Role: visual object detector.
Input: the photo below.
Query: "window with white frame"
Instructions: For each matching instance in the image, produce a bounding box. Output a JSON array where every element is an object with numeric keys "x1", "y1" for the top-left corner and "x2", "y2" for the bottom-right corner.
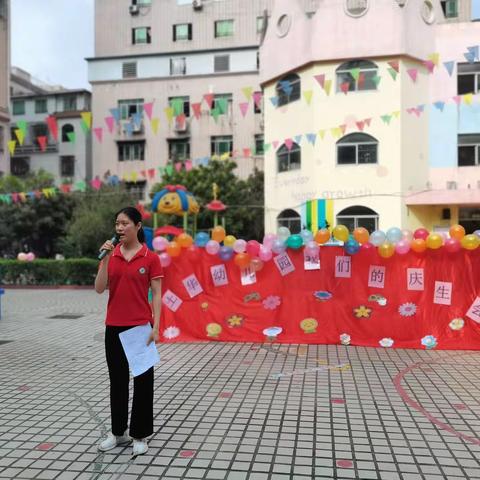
[
  {"x1": 211, "y1": 136, "x2": 233, "y2": 156},
  {"x1": 118, "y1": 141, "x2": 145, "y2": 161},
  {"x1": 275, "y1": 73, "x2": 301, "y2": 107},
  {"x1": 255, "y1": 134, "x2": 264, "y2": 155},
  {"x1": 212, "y1": 94, "x2": 233, "y2": 115},
  {"x1": 440, "y1": 0, "x2": 458, "y2": 17},
  {"x1": 336, "y1": 60, "x2": 378, "y2": 93},
  {"x1": 60, "y1": 156, "x2": 75, "y2": 177},
  {"x1": 457, "y1": 63, "x2": 480, "y2": 95},
  {"x1": 277, "y1": 209, "x2": 301, "y2": 234},
  {"x1": 336, "y1": 206, "x2": 379, "y2": 233},
  {"x1": 458, "y1": 134, "x2": 480, "y2": 166},
  {"x1": 277, "y1": 142, "x2": 301, "y2": 172},
  {"x1": 170, "y1": 57, "x2": 186, "y2": 75},
  {"x1": 63, "y1": 95, "x2": 77, "y2": 111},
  {"x1": 173, "y1": 23, "x2": 192, "y2": 41},
  {"x1": 118, "y1": 99, "x2": 144, "y2": 120},
  {"x1": 168, "y1": 139, "x2": 190, "y2": 161},
  {"x1": 35, "y1": 98, "x2": 47, "y2": 114},
  {"x1": 132, "y1": 27, "x2": 151, "y2": 44},
  {"x1": 12, "y1": 100, "x2": 25, "y2": 115},
  {"x1": 215, "y1": 19, "x2": 234, "y2": 38},
  {"x1": 337, "y1": 133, "x2": 378, "y2": 165}
]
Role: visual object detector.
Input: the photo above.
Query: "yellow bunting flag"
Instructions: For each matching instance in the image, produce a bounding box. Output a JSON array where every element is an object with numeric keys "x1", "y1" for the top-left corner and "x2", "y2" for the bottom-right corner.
[
  {"x1": 392, "y1": 111, "x2": 401, "y2": 119},
  {"x1": 131, "y1": 171, "x2": 138, "y2": 182},
  {"x1": 164, "y1": 107, "x2": 174, "y2": 123},
  {"x1": 318, "y1": 129, "x2": 326, "y2": 140},
  {"x1": 151, "y1": 118, "x2": 160, "y2": 134},
  {"x1": 8, "y1": 140, "x2": 16, "y2": 155},
  {"x1": 303, "y1": 90, "x2": 313, "y2": 105},
  {"x1": 428, "y1": 53, "x2": 440, "y2": 66},
  {"x1": 241, "y1": 87, "x2": 253, "y2": 101},
  {"x1": 80, "y1": 112, "x2": 92, "y2": 129},
  {"x1": 14, "y1": 129, "x2": 25, "y2": 146},
  {"x1": 324, "y1": 79, "x2": 332, "y2": 96},
  {"x1": 463, "y1": 93, "x2": 473, "y2": 105}
]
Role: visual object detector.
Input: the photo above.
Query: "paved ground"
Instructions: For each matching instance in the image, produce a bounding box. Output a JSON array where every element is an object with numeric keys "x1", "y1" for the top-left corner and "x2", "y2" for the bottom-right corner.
[{"x1": 0, "y1": 290, "x2": 479, "y2": 480}]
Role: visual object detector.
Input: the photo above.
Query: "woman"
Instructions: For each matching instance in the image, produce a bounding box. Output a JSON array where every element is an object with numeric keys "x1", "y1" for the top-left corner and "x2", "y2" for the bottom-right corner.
[{"x1": 95, "y1": 206, "x2": 163, "y2": 456}]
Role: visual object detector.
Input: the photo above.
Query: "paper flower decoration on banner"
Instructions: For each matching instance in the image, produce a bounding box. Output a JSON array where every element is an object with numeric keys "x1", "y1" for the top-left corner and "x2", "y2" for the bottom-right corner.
[
  {"x1": 399, "y1": 303, "x2": 417, "y2": 317},
  {"x1": 244, "y1": 292, "x2": 261, "y2": 303},
  {"x1": 314, "y1": 291, "x2": 333, "y2": 302},
  {"x1": 421, "y1": 335, "x2": 438, "y2": 350},
  {"x1": 200, "y1": 302, "x2": 209, "y2": 311},
  {"x1": 449, "y1": 318, "x2": 464, "y2": 331},
  {"x1": 263, "y1": 326, "x2": 283, "y2": 341},
  {"x1": 226, "y1": 314, "x2": 244, "y2": 328},
  {"x1": 368, "y1": 294, "x2": 387, "y2": 306},
  {"x1": 163, "y1": 326, "x2": 180, "y2": 340},
  {"x1": 206, "y1": 323, "x2": 222, "y2": 338},
  {"x1": 340, "y1": 333, "x2": 351, "y2": 346},
  {"x1": 379, "y1": 338, "x2": 394, "y2": 348},
  {"x1": 263, "y1": 295, "x2": 281, "y2": 310},
  {"x1": 353, "y1": 305, "x2": 372, "y2": 318},
  {"x1": 300, "y1": 318, "x2": 318, "y2": 333}
]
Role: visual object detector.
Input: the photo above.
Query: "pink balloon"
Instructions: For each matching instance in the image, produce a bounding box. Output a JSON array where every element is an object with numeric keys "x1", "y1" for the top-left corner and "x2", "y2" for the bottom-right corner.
[
  {"x1": 250, "y1": 258, "x2": 264, "y2": 272},
  {"x1": 360, "y1": 242, "x2": 375, "y2": 252},
  {"x1": 206, "y1": 240, "x2": 220, "y2": 255},
  {"x1": 233, "y1": 239, "x2": 247, "y2": 253},
  {"x1": 444, "y1": 238, "x2": 461, "y2": 253},
  {"x1": 414, "y1": 228, "x2": 429, "y2": 240},
  {"x1": 401, "y1": 229, "x2": 413, "y2": 241},
  {"x1": 263, "y1": 233, "x2": 276, "y2": 249},
  {"x1": 158, "y1": 252, "x2": 171, "y2": 267},
  {"x1": 395, "y1": 239, "x2": 410, "y2": 255},
  {"x1": 152, "y1": 236, "x2": 168, "y2": 252},
  {"x1": 258, "y1": 245, "x2": 272, "y2": 262},
  {"x1": 246, "y1": 240, "x2": 261, "y2": 257},
  {"x1": 26, "y1": 252, "x2": 35, "y2": 261}
]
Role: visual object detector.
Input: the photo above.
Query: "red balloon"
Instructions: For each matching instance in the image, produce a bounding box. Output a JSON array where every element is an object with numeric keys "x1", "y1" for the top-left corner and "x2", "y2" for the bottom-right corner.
[
  {"x1": 185, "y1": 245, "x2": 201, "y2": 262},
  {"x1": 444, "y1": 238, "x2": 461, "y2": 254},
  {"x1": 360, "y1": 242, "x2": 375, "y2": 251},
  {"x1": 414, "y1": 228, "x2": 429, "y2": 240},
  {"x1": 246, "y1": 240, "x2": 261, "y2": 257}
]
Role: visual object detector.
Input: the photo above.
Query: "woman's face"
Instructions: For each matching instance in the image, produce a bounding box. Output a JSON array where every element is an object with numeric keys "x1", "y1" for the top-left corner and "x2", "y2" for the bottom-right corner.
[{"x1": 115, "y1": 213, "x2": 139, "y2": 244}]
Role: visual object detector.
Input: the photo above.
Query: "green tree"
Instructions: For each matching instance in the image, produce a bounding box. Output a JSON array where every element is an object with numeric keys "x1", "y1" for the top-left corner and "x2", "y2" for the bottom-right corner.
[
  {"x1": 0, "y1": 169, "x2": 55, "y2": 193},
  {"x1": 150, "y1": 160, "x2": 264, "y2": 240}
]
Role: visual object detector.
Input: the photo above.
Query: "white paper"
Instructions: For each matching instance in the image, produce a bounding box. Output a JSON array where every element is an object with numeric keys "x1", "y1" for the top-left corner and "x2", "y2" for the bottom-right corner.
[
  {"x1": 240, "y1": 266, "x2": 257, "y2": 285},
  {"x1": 119, "y1": 324, "x2": 160, "y2": 377}
]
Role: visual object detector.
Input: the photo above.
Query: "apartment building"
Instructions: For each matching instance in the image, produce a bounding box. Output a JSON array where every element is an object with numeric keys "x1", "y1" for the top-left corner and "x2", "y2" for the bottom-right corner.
[
  {"x1": 0, "y1": 0, "x2": 9, "y2": 175},
  {"x1": 87, "y1": 0, "x2": 319, "y2": 197}
]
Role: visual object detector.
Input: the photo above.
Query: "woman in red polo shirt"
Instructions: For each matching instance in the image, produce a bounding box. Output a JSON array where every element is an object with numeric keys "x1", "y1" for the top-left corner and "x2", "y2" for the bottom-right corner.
[{"x1": 94, "y1": 206, "x2": 163, "y2": 456}]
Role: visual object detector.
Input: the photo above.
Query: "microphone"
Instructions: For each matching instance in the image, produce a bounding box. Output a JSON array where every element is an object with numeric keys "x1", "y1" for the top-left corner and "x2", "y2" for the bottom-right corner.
[{"x1": 98, "y1": 234, "x2": 120, "y2": 260}]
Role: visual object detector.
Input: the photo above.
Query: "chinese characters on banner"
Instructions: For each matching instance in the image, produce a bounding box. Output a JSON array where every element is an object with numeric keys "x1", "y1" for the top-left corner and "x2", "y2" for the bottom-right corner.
[
  {"x1": 467, "y1": 297, "x2": 480, "y2": 323},
  {"x1": 304, "y1": 250, "x2": 321, "y2": 271},
  {"x1": 335, "y1": 256, "x2": 351, "y2": 278},
  {"x1": 210, "y1": 264, "x2": 228, "y2": 287},
  {"x1": 182, "y1": 274, "x2": 203, "y2": 298},
  {"x1": 433, "y1": 281, "x2": 452, "y2": 305},
  {"x1": 274, "y1": 253, "x2": 295, "y2": 276},
  {"x1": 162, "y1": 289, "x2": 183, "y2": 312},
  {"x1": 407, "y1": 268, "x2": 425, "y2": 291},
  {"x1": 241, "y1": 266, "x2": 257, "y2": 286},
  {"x1": 368, "y1": 266, "x2": 385, "y2": 288}
]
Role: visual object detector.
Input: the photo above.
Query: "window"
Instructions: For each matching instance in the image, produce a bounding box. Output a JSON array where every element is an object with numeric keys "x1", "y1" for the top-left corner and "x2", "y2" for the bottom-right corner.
[
  {"x1": 32, "y1": 124, "x2": 48, "y2": 146},
  {"x1": 211, "y1": 136, "x2": 233, "y2": 156},
  {"x1": 168, "y1": 139, "x2": 190, "y2": 161},
  {"x1": 122, "y1": 62, "x2": 137, "y2": 79},
  {"x1": 12, "y1": 100, "x2": 25, "y2": 115},
  {"x1": 336, "y1": 206, "x2": 379, "y2": 233},
  {"x1": 459, "y1": 207, "x2": 480, "y2": 234},
  {"x1": 277, "y1": 142, "x2": 301, "y2": 172},
  {"x1": 255, "y1": 134, "x2": 264, "y2": 155},
  {"x1": 336, "y1": 60, "x2": 378, "y2": 93},
  {"x1": 440, "y1": 0, "x2": 458, "y2": 17},
  {"x1": 63, "y1": 96, "x2": 77, "y2": 111},
  {"x1": 214, "y1": 54, "x2": 230, "y2": 73},
  {"x1": 275, "y1": 73, "x2": 301, "y2": 107},
  {"x1": 215, "y1": 19, "x2": 234, "y2": 38},
  {"x1": 132, "y1": 0, "x2": 151, "y2": 4},
  {"x1": 0, "y1": 0, "x2": 7, "y2": 18},
  {"x1": 337, "y1": 133, "x2": 378, "y2": 165},
  {"x1": 125, "y1": 180, "x2": 147, "y2": 200},
  {"x1": 118, "y1": 99, "x2": 144, "y2": 120},
  {"x1": 277, "y1": 209, "x2": 301, "y2": 234},
  {"x1": 458, "y1": 134, "x2": 480, "y2": 166},
  {"x1": 212, "y1": 94, "x2": 233, "y2": 115},
  {"x1": 168, "y1": 96, "x2": 190, "y2": 117},
  {"x1": 132, "y1": 27, "x2": 151, "y2": 44},
  {"x1": 10, "y1": 157, "x2": 30, "y2": 176},
  {"x1": 170, "y1": 57, "x2": 186, "y2": 75},
  {"x1": 173, "y1": 23, "x2": 192, "y2": 41},
  {"x1": 61, "y1": 124, "x2": 74, "y2": 143},
  {"x1": 35, "y1": 99, "x2": 47, "y2": 114},
  {"x1": 457, "y1": 63, "x2": 480, "y2": 95},
  {"x1": 306, "y1": 11, "x2": 316, "y2": 18},
  {"x1": 254, "y1": 91, "x2": 262, "y2": 114},
  {"x1": 256, "y1": 16, "x2": 265, "y2": 34},
  {"x1": 60, "y1": 156, "x2": 75, "y2": 177},
  {"x1": 118, "y1": 141, "x2": 145, "y2": 161}
]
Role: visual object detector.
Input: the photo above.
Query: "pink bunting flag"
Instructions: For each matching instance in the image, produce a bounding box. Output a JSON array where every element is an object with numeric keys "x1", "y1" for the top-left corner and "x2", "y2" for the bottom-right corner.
[
  {"x1": 239, "y1": 102, "x2": 249, "y2": 117},
  {"x1": 285, "y1": 138, "x2": 294, "y2": 151},
  {"x1": 185, "y1": 160, "x2": 193, "y2": 171},
  {"x1": 407, "y1": 68, "x2": 418, "y2": 82},
  {"x1": 272, "y1": 140, "x2": 280, "y2": 150},
  {"x1": 388, "y1": 60, "x2": 399, "y2": 73},
  {"x1": 243, "y1": 148, "x2": 251, "y2": 158},
  {"x1": 140, "y1": 170, "x2": 146, "y2": 178},
  {"x1": 340, "y1": 124, "x2": 347, "y2": 135},
  {"x1": 59, "y1": 184, "x2": 71, "y2": 193},
  {"x1": 191, "y1": 102, "x2": 202, "y2": 119},
  {"x1": 357, "y1": 73, "x2": 365, "y2": 88},
  {"x1": 175, "y1": 162, "x2": 183, "y2": 172},
  {"x1": 253, "y1": 91, "x2": 263, "y2": 109},
  {"x1": 452, "y1": 95, "x2": 461, "y2": 105},
  {"x1": 148, "y1": 168, "x2": 156, "y2": 179},
  {"x1": 11, "y1": 193, "x2": 19, "y2": 203},
  {"x1": 37, "y1": 136, "x2": 47, "y2": 152},
  {"x1": 340, "y1": 82, "x2": 350, "y2": 95},
  {"x1": 203, "y1": 94, "x2": 214, "y2": 109},
  {"x1": 93, "y1": 127, "x2": 103, "y2": 143},
  {"x1": 90, "y1": 178, "x2": 102, "y2": 190},
  {"x1": 46, "y1": 116, "x2": 58, "y2": 141},
  {"x1": 364, "y1": 118, "x2": 372, "y2": 126},
  {"x1": 314, "y1": 74, "x2": 325, "y2": 88},
  {"x1": 105, "y1": 116, "x2": 115, "y2": 133},
  {"x1": 422, "y1": 60, "x2": 435, "y2": 73},
  {"x1": 356, "y1": 121, "x2": 365, "y2": 131},
  {"x1": 143, "y1": 102, "x2": 154, "y2": 120}
]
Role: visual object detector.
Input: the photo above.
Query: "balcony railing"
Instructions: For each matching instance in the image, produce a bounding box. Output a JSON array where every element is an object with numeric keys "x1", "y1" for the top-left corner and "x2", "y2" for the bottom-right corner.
[{"x1": 12, "y1": 143, "x2": 59, "y2": 155}]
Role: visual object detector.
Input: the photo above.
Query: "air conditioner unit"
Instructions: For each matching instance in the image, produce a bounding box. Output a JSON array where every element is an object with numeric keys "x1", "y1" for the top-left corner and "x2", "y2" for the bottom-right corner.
[
  {"x1": 129, "y1": 4, "x2": 139, "y2": 15},
  {"x1": 192, "y1": 0, "x2": 203, "y2": 10}
]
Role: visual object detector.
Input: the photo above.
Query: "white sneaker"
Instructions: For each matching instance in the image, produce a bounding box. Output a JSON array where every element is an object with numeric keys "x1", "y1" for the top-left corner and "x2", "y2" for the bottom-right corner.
[
  {"x1": 98, "y1": 431, "x2": 131, "y2": 452},
  {"x1": 132, "y1": 438, "x2": 148, "y2": 456}
]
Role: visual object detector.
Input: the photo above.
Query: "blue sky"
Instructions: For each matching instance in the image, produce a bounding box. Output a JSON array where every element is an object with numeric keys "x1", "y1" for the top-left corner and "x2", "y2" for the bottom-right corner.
[{"x1": 11, "y1": 0, "x2": 94, "y2": 90}]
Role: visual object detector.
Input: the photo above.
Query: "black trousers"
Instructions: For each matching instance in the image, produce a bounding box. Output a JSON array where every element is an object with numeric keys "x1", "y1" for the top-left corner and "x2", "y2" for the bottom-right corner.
[{"x1": 105, "y1": 326, "x2": 154, "y2": 439}]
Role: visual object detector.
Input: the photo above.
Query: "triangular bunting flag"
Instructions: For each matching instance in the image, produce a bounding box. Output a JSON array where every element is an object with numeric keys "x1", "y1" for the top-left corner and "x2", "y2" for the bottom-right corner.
[
  {"x1": 467, "y1": 46, "x2": 479, "y2": 60},
  {"x1": 350, "y1": 68, "x2": 360, "y2": 81},
  {"x1": 407, "y1": 68, "x2": 418, "y2": 82},
  {"x1": 294, "y1": 135, "x2": 302, "y2": 145},
  {"x1": 272, "y1": 140, "x2": 280, "y2": 150},
  {"x1": 216, "y1": 98, "x2": 228, "y2": 114},
  {"x1": 340, "y1": 82, "x2": 350, "y2": 95},
  {"x1": 324, "y1": 80, "x2": 332, "y2": 96},
  {"x1": 364, "y1": 118, "x2": 372, "y2": 126},
  {"x1": 253, "y1": 91, "x2": 263, "y2": 109},
  {"x1": 306, "y1": 133, "x2": 316, "y2": 145},
  {"x1": 269, "y1": 96, "x2": 279, "y2": 107},
  {"x1": 339, "y1": 125, "x2": 347, "y2": 135},
  {"x1": 105, "y1": 116, "x2": 115, "y2": 133},
  {"x1": 463, "y1": 93, "x2": 474, "y2": 105},
  {"x1": 285, "y1": 138, "x2": 294, "y2": 150},
  {"x1": 46, "y1": 116, "x2": 58, "y2": 141},
  {"x1": 263, "y1": 143, "x2": 271, "y2": 153},
  {"x1": 67, "y1": 132, "x2": 76, "y2": 143},
  {"x1": 372, "y1": 75, "x2": 381, "y2": 87},
  {"x1": 314, "y1": 74, "x2": 325, "y2": 88},
  {"x1": 93, "y1": 127, "x2": 103, "y2": 143},
  {"x1": 279, "y1": 80, "x2": 293, "y2": 96},
  {"x1": 303, "y1": 90, "x2": 313, "y2": 105},
  {"x1": 143, "y1": 102, "x2": 154, "y2": 120},
  {"x1": 422, "y1": 60, "x2": 435, "y2": 74},
  {"x1": 14, "y1": 129, "x2": 25, "y2": 145},
  {"x1": 433, "y1": 101, "x2": 445, "y2": 111},
  {"x1": 124, "y1": 122, "x2": 134, "y2": 136},
  {"x1": 443, "y1": 61, "x2": 455, "y2": 76},
  {"x1": 356, "y1": 121, "x2": 365, "y2": 131},
  {"x1": 109, "y1": 108, "x2": 120, "y2": 123},
  {"x1": 37, "y1": 136, "x2": 47, "y2": 151},
  {"x1": 318, "y1": 130, "x2": 326, "y2": 139},
  {"x1": 151, "y1": 118, "x2": 160, "y2": 134},
  {"x1": 380, "y1": 114, "x2": 392, "y2": 125},
  {"x1": 171, "y1": 98, "x2": 184, "y2": 116},
  {"x1": 211, "y1": 108, "x2": 221, "y2": 121},
  {"x1": 80, "y1": 112, "x2": 92, "y2": 129},
  {"x1": 387, "y1": 68, "x2": 398, "y2": 81},
  {"x1": 452, "y1": 95, "x2": 461, "y2": 105},
  {"x1": 387, "y1": 60, "x2": 399, "y2": 72},
  {"x1": 132, "y1": 112, "x2": 143, "y2": 127},
  {"x1": 8, "y1": 140, "x2": 16, "y2": 155},
  {"x1": 239, "y1": 102, "x2": 249, "y2": 117},
  {"x1": 17, "y1": 120, "x2": 27, "y2": 134},
  {"x1": 428, "y1": 53, "x2": 440, "y2": 66},
  {"x1": 191, "y1": 102, "x2": 202, "y2": 119},
  {"x1": 164, "y1": 107, "x2": 174, "y2": 123},
  {"x1": 203, "y1": 94, "x2": 214, "y2": 109},
  {"x1": 241, "y1": 87, "x2": 253, "y2": 101},
  {"x1": 80, "y1": 121, "x2": 89, "y2": 135},
  {"x1": 464, "y1": 52, "x2": 476, "y2": 64}
]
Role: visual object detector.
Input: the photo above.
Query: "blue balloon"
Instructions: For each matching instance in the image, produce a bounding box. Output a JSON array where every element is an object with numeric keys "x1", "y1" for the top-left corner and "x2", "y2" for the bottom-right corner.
[
  {"x1": 218, "y1": 246, "x2": 234, "y2": 261},
  {"x1": 195, "y1": 232, "x2": 210, "y2": 247},
  {"x1": 386, "y1": 227, "x2": 402, "y2": 244},
  {"x1": 345, "y1": 238, "x2": 360, "y2": 255}
]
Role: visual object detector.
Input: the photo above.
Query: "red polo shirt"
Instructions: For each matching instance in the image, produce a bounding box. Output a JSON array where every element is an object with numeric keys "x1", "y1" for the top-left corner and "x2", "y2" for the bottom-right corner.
[{"x1": 105, "y1": 244, "x2": 164, "y2": 326}]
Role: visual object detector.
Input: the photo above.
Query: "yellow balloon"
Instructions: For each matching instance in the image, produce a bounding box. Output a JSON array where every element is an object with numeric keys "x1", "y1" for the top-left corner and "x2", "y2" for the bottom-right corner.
[
  {"x1": 461, "y1": 234, "x2": 480, "y2": 250},
  {"x1": 426, "y1": 233, "x2": 443, "y2": 250},
  {"x1": 333, "y1": 225, "x2": 349, "y2": 242},
  {"x1": 224, "y1": 235, "x2": 236, "y2": 247},
  {"x1": 378, "y1": 242, "x2": 395, "y2": 258}
]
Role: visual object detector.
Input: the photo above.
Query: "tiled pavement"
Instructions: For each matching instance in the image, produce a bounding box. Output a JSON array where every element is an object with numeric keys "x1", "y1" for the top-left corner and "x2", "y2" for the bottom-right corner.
[{"x1": 0, "y1": 290, "x2": 479, "y2": 480}]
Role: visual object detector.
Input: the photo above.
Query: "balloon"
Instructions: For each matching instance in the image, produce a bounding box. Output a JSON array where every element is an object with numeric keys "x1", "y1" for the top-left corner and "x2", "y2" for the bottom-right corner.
[
  {"x1": 444, "y1": 238, "x2": 461, "y2": 253},
  {"x1": 246, "y1": 240, "x2": 261, "y2": 257},
  {"x1": 449, "y1": 224, "x2": 465, "y2": 241},
  {"x1": 177, "y1": 233, "x2": 193, "y2": 248},
  {"x1": 461, "y1": 234, "x2": 480, "y2": 250},
  {"x1": 314, "y1": 228, "x2": 330, "y2": 244},
  {"x1": 158, "y1": 252, "x2": 171, "y2": 267},
  {"x1": 185, "y1": 245, "x2": 200, "y2": 262},
  {"x1": 386, "y1": 227, "x2": 402, "y2": 244},
  {"x1": 211, "y1": 226, "x2": 226, "y2": 243},
  {"x1": 395, "y1": 239, "x2": 411, "y2": 255},
  {"x1": 305, "y1": 240, "x2": 319, "y2": 255},
  {"x1": 166, "y1": 241, "x2": 181, "y2": 257},
  {"x1": 474, "y1": 230, "x2": 480, "y2": 239},
  {"x1": 17, "y1": 252, "x2": 27, "y2": 261},
  {"x1": 152, "y1": 236, "x2": 168, "y2": 252},
  {"x1": 218, "y1": 246, "x2": 234, "y2": 261},
  {"x1": 258, "y1": 245, "x2": 273, "y2": 261},
  {"x1": 353, "y1": 227, "x2": 369, "y2": 244},
  {"x1": 263, "y1": 233, "x2": 276, "y2": 249},
  {"x1": 370, "y1": 230, "x2": 386, "y2": 246},
  {"x1": 272, "y1": 239, "x2": 286, "y2": 255},
  {"x1": 26, "y1": 252, "x2": 36, "y2": 261},
  {"x1": 250, "y1": 258, "x2": 264, "y2": 272},
  {"x1": 411, "y1": 238, "x2": 427, "y2": 253},
  {"x1": 332, "y1": 225, "x2": 349, "y2": 242},
  {"x1": 345, "y1": 238, "x2": 360, "y2": 255},
  {"x1": 360, "y1": 242, "x2": 375, "y2": 252},
  {"x1": 205, "y1": 240, "x2": 220, "y2": 255},
  {"x1": 195, "y1": 232, "x2": 210, "y2": 247},
  {"x1": 224, "y1": 235, "x2": 236, "y2": 247},
  {"x1": 233, "y1": 239, "x2": 247, "y2": 253},
  {"x1": 234, "y1": 252, "x2": 251, "y2": 269},
  {"x1": 402, "y1": 229, "x2": 413, "y2": 241},
  {"x1": 378, "y1": 242, "x2": 395, "y2": 258},
  {"x1": 300, "y1": 229, "x2": 314, "y2": 244},
  {"x1": 286, "y1": 234, "x2": 303, "y2": 250},
  {"x1": 426, "y1": 233, "x2": 443, "y2": 250},
  {"x1": 414, "y1": 228, "x2": 429, "y2": 240},
  {"x1": 277, "y1": 226, "x2": 291, "y2": 241}
]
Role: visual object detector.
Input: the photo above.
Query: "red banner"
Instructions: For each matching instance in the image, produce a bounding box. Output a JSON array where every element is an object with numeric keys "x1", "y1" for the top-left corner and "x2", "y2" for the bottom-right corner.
[{"x1": 160, "y1": 247, "x2": 480, "y2": 350}]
